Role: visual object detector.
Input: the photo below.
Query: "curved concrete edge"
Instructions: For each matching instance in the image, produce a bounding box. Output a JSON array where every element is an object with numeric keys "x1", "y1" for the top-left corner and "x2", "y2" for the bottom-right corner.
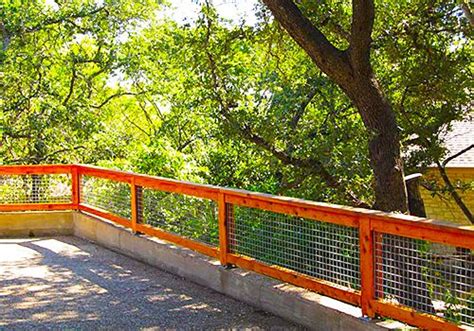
[
  {"x1": 73, "y1": 212, "x2": 409, "y2": 331},
  {"x1": 0, "y1": 211, "x2": 73, "y2": 238}
]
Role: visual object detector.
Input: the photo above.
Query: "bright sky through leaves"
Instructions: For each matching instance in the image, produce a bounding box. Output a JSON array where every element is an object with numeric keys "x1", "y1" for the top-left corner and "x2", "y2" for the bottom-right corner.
[
  {"x1": 45, "y1": 0, "x2": 258, "y2": 24},
  {"x1": 160, "y1": 0, "x2": 258, "y2": 25}
]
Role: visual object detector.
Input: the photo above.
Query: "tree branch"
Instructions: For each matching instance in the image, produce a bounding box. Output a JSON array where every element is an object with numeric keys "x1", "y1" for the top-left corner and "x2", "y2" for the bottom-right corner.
[
  {"x1": 435, "y1": 161, "x2": 473, "y2": 224},
  {"x1": 121, "y1": 111, "x2": 150, "y2": 137},
  {"x1": 0, "y1": 21, "x2": 11, "y2": 52},
  {"x1": 62, "y1": 66, "x2": 77, "y2": 106},
  {"x1": 350, "y1": 0, "x2": 375, "y2": 73},
  {"x1": 24, "y1": 7, "x2": 106, "y2": 34},
  {"x1": 442, "y1": 144, "x2": 474, "y2": 167},
  {"x1": 221, "y1": 107, "x2": 369, "y2": 208},
  {"x1": 202, "y1": 5, "x2": 367, "y2": 208},
  {"x1": 261, "y1": 0, "x2": 352, "y2": 82},
  {"x1": 91, "y1": 91, "x2": 145, "y2": 109},
  {"x1": 136, "y1": 100, "x2": 157, "y2": 136},
  {"x1": 289, "y1": 87, "x2": 318, "y2": 130},
  {"x1": 276, "y1": 170, "x2": 311, "y2": 194},
  {"x1": 177, "y1": 138, "x2": 196, "y2": 152},
  {"x1": 460, "y1": 1, "x2": 474, "y2": 27}
]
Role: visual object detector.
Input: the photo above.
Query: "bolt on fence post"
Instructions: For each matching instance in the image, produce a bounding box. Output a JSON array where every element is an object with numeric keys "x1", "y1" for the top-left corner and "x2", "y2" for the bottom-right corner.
[
  {"x1": 71, "y1": 165, "x2": 80, "y2": 210},
  {"x1": 359, "y1": 217, "x2": 376, "y2": 318},
  {"x1": 218, "y1": 192, "x2": 230, "y2": 266}
]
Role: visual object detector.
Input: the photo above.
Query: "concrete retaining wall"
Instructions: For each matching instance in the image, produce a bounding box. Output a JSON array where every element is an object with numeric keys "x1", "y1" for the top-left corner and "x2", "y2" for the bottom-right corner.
[{"x1": 0, "y1": 211, "x2": 73, "y2": 237}]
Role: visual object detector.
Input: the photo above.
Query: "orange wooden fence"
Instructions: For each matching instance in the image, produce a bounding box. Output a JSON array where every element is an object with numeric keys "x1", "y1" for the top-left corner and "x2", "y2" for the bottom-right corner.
[{"x1": 0, "y1": 164, "x2": 472, "y2": 331}]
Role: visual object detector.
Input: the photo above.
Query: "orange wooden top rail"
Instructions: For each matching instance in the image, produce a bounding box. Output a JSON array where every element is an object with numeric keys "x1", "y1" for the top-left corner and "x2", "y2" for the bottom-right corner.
[
  {"x1": 0, "y1": 164, "x2": 472, "y2": 330},
  {"x1": 0, "y1": 164, "x2": 73, "y2": 175}
]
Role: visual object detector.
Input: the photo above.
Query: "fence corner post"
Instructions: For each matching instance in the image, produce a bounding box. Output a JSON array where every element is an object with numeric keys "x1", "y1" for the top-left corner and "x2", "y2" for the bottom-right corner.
[
  {"x1": 218, "y1": 192, "x2": 230, "y2": 266},
  {"x1": 71, "y1": 165, "x2": 80, "y2": 210},
  {"x1": 360, "y1": 217, "x2": 376, "y2": 318}
]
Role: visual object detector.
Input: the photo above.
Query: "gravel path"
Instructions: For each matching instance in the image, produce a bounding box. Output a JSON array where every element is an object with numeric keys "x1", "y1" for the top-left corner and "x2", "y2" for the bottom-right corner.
[{"x1": 0, "y1": 237, "x2": 302, "y2": 330}]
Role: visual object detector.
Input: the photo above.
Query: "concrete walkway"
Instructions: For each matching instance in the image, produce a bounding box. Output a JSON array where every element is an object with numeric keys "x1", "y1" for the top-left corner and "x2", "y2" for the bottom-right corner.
[{"x1": 0, "y1": 237, "x2": 301, "y2": 330}]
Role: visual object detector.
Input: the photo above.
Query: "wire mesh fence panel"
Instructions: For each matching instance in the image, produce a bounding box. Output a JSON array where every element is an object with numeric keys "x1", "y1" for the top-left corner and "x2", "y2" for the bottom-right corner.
[
  {"x1": 375, "y1": 233, "x2": 473, "y2": 327},
  {"x1": 228, "y1": 205, "x2": 361, "y2": 290},
  {"x1": 81, "y1": 176, "x2": 131, "y2": 220},
  {"x1": 0, "y1": 174, "x2": 72, "y2": 204},
  {"x1": 138, "y1": 188, "x2": 218, "y2": 247}
]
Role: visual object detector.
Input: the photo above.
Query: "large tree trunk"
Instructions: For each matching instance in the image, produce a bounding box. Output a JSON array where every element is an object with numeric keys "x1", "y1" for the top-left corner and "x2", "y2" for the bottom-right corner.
[
  {"x1": 345, "y1": 77, "x2": 408, "y2": 213},
  {"x1": 261, "y1": 0, "x2": 408, "y2": 213}
]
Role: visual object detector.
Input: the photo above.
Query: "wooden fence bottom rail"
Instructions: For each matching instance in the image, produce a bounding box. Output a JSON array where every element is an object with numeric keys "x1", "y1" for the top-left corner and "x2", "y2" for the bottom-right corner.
[
  {"x1": 226, "y1": 254, "x2": 361, "y2": 306},
  {"x1": 79, "y1": 204, "x2": 131, "y2": 228},
  {"x1": 371, "y1": 301, "x2": 463, "y2": 331},
  {"x1": 135, "y1": 223, "x2": 219, "y2": 259},
  {"x1": 0, "y1": 203, "x2": 73, "y2": 212}
]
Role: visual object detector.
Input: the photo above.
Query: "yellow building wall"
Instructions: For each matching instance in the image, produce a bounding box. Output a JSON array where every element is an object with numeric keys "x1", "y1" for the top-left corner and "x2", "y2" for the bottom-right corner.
[{"x1": 420, "y1": 167, "x2": 474, "y2": 225}]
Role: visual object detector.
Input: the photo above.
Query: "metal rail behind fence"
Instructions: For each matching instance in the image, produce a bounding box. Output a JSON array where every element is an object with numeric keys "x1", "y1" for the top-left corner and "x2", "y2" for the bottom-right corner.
[{"x1": 0, "y1": 164, "x2": 472, "y2": 330}]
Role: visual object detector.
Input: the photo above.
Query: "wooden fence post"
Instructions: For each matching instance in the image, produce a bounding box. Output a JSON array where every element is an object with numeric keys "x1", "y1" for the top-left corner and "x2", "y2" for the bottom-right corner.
[
  {"x1": 360, "y1": 217, "x2": 376, "y2": 318},
  {"x1": 218, "y1": 192, "x2": 230, "y2": 266},
  {"x1": 71, "y1": 165, "x2": 80, "y2": 210}
]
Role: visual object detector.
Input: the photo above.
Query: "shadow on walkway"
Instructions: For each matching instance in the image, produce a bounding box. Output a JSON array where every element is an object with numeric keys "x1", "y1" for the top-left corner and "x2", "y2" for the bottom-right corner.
[{"x1": 0, "y1": 236, "x2": 301, "y2": 330}]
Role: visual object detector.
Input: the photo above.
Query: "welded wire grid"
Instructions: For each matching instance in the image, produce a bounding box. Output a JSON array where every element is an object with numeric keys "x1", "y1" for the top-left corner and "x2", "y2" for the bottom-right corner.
[
  {"x1": 0, "y1": 174, "x2": 72, "y2": 204},
  {"x1": 375, "y1": 233, "x2": 473, "y2": 327},
  {"x1": 80, "y1": 176, "x2": 131, "y2": 220},
  {"x1": 137, "y1": 187, "x2": 218, "y2": 247},
  {"x1": 228, "y1": 205, "x2": 361, "y2": 290}
]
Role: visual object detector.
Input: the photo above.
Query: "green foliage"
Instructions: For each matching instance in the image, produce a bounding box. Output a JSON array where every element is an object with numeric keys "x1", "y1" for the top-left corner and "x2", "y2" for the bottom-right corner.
[
  {"x1": 443, "y1": 288, "x2": 462, "y2": 324},
  {"x1": 0, "y1": 0, "x2": 160, "y2": 164},
  {"x1": 0, "y1": 0, "x2": 471, "y2": 204},
  {"x1": 143, "y1": 190, "x2": 219, "y2": 245},
  {"x1": 374, "y1": 0, "x2": 473, "y2": 170},
  {"x1": 82, "y1": 176, "x2": 132, "y2": 219}
]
